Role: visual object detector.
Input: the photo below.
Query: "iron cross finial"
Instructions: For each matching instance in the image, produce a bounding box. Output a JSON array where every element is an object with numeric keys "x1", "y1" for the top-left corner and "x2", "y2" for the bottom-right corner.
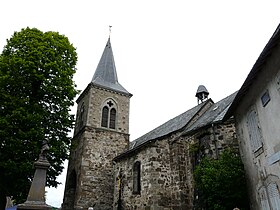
[{"x1": 109, "y1": 25, "x2": 112, "y2": 37}]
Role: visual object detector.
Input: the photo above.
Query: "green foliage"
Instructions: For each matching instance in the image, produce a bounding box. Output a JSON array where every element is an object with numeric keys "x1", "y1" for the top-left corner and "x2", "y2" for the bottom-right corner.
[
  {"x1": 193, "y1": 149, "x2": 249, "y2": 210},
  {"x1": 0, "y1": 27, "x2": 78, "y2": 204}
]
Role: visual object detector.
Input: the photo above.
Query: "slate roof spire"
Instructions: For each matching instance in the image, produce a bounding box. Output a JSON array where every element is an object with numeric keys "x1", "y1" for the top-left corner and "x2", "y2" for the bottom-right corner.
[{"x1": 92, "y1": 38, "x2": 131, "y2": 96}]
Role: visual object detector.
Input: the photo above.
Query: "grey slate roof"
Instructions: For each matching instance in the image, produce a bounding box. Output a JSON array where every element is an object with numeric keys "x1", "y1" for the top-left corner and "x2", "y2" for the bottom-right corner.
[
  {"x1": 129, "y1": 101, "x2": 209, "y2": 150},
  {"x1": 92, "y1": 38, "x2": 131, "y2": 96},
  {"x1": 114, "y1": 92, "x2": 237, "y2": 161},
  {"x1": 183, "y1": 91, "x2": 237, "y2": 135}
]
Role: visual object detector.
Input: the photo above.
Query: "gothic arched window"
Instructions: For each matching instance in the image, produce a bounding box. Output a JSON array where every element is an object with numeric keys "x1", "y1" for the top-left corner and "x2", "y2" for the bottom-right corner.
[
  {"x1": 101, "y1": 106, "x2": 109, "y2": 127},
  {"x1": 133, "y1": 161, "x2": 141, "y2": 194},
  {"x1": 109, "y1": 108, "x2": 116, "y2": 129},
  {"x1": 101, "y1": 99, "x2": 117, "y2": 129}
]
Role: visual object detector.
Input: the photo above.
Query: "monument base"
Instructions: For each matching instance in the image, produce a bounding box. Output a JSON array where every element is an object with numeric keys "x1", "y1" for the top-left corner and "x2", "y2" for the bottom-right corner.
[{"x1": 17, "y1": 201, "x2": 53, "y2": 210}]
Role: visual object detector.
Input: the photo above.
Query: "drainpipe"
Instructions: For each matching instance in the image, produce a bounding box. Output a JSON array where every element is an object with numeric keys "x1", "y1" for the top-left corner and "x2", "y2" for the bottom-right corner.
[{"x1": 212, "y1": 123, "x2": 219, "y2": 159}]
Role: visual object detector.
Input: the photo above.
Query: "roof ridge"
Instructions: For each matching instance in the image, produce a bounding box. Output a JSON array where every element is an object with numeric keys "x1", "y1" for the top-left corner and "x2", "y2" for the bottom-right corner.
[{"x1": 130, "y1": 99, "x2": 212, "y2": 146}]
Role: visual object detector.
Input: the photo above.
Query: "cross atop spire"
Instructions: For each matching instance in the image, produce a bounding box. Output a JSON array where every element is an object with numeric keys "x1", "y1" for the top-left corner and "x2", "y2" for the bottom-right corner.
[
  {"x1": 109, "y1": 25, "x2": 112, "y2": 38},
  {"x1": 91, "y1": 38, "x2": 131, "y2": 96}
]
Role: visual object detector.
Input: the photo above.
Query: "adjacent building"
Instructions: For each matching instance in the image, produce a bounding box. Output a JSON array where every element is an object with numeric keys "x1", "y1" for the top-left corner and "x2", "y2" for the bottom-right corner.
[{"x1": 226, "y1": 24, "x2": 280, "y2": 209}]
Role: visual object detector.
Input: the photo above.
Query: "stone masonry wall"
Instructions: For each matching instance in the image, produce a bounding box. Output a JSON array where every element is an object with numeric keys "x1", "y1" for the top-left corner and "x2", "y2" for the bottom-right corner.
[
  {"x1": 113, "y1": 136, "x2": 193, "y2": 210},
  {"x1": 114, "y1": 140, "x2": 171, "y2": 210},
  {"x1": 77, "y1": 127, "x2": 129, "y2": 210},
  {"x1": 88, "y1": 86, "x2": 130, "y2": 133},
  {"x1": 74, "y1": 85, "x2": 131, "y2": 135},
  {"x1": 63, "y1": 85, "x2": 130, "y2": 210},
  {"x1": 187, "y1": 120, "x2": 238, "y2": 162},
  {"x1": 113, "y1": 120, "x2": 237, "y2": 210},
  {"x1": 185, "y1": 120, "x2": 238, "y2": 208}
]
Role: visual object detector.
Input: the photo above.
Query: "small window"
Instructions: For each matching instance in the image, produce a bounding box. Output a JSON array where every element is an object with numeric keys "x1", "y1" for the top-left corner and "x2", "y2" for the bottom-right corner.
[
  {"x1": 133, "y1": 161, "x2": 141, "y2": 194},
  {"x1": 261, "y1": 90, "x2": 270, "y2": 107}
]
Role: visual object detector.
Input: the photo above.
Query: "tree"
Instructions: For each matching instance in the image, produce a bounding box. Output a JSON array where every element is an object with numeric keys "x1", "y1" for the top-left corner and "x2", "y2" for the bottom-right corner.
[
  {"x1": 193, "y1": 149, "x2": 249, "y2": 210},
  {"x1": 0, "y1": 27, "x2": 78, "y2": 209}
]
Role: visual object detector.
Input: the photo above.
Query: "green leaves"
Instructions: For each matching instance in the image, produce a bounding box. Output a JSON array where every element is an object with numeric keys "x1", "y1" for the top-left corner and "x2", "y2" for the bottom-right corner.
[
  {"x1": 193, "y1": 149, "x2": 249, "y2": 210},
  {"x1": 0, "y1": 27, "x2": 78, "y2": 203}
]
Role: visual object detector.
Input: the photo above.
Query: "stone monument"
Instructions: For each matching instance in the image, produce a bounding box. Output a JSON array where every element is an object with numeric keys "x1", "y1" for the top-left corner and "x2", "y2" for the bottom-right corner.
[{"x1": 17, "y1": 140, "x2": 52, "y2": 210}]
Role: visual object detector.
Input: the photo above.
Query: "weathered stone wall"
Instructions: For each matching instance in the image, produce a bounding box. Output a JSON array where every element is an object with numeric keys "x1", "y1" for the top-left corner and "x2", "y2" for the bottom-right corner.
[
  {"x1": 74, "y1": 84, "x2": 131, "y2": 135},
  {"x1": 185, "y1": 120, "x2": 238, "y2": 208},
  {"x1": 63, "y1": 85, "x2": 130, "y2": 210},
  {"x1": 187, "y1": 120, "x2": 238, "y2": 161},
  {"x1": 168, "y1": 139, "x2": 193, "y2": 209},
  {"x1": 77, "y1": 127, "x2": 129, "y2": 209},
  {"x1": 113, "y1": 136, "x2": 193, "y2": 210},
  {"x1": 112, "y1": 120, "x2": 238, "y2": 210},
  {"x1": 87, "y1": 85, "x2": 130, "y2": 133}
]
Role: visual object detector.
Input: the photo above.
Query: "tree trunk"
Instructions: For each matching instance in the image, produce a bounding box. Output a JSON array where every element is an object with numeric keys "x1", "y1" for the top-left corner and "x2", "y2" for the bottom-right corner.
[{"x1": 0, "y1": 193, "x2": 6, "y2": 210}]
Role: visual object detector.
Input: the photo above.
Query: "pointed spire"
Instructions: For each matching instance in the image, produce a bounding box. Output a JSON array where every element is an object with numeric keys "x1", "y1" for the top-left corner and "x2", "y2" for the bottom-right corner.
[{"x1": 92, "y1": 38, "x2": 131, "y2": 96}]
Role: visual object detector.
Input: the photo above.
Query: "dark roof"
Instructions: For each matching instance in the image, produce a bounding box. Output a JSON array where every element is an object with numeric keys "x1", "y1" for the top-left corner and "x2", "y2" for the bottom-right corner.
[
  {"x1": 183, "y1": 91, "x2": 237, "y2": 135},
  {"x1": 92, "y1": 38, "x2": 131, "y2": 96},
  {"x1": 113, "y1": 100, "x2": 212, "y2": 160},
  {"x1": 130, "y1": 100, "x2": 210, "y2": 148},
  {"x1": 225, "y1": 23, "x2": 280, "y2": 118}
]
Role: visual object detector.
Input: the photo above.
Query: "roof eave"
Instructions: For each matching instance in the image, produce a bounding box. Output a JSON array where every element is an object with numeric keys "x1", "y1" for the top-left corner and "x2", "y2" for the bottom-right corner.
[{"x1": 224, "y1": 24, "x2": 280, "y2": 119}]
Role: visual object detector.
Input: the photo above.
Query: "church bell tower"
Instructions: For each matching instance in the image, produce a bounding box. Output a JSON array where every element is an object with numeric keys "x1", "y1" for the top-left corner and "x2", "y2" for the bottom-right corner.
[{"x1": 62, "y1": 38, "x2": 132, "y2": 210}]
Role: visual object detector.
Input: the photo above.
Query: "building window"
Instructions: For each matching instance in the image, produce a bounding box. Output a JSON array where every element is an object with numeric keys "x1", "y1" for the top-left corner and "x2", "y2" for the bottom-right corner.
[
  {"x1": 259, "y1": 182, "x2": 280, "y2": 210},
  {"x1": 261, "y1": 90, "x2": 270, "y2": 107},
  {"x1": 267, "y1": 182, "x2": 280, "y2": 209},
  {"x1": 259, "y1": 186, "x2": 270, "y2": 210},
  {"x1": 101, "y1": 99, "x2": 117, "y2": 129},
  {"x1": 101, "y1": 106, "x2": 109, "y2": 127},
  {"x1": 109, "y1": 108, "x2": 116, "y2": 129},
  {"x1": 133, "y1": 161, "x2": 141, "y2": 194},
  {"x1": 247, "y1": 109, "x2": 263, "y2": 153}
]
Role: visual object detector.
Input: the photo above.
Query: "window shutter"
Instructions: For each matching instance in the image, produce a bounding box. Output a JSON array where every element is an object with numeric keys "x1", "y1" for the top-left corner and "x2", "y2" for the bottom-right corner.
[
  {"x1": 247, "y1": 110, "x2": 263, "y2": 152},
  {"x1": 268, "y1": 182, "x2": 280, "y2": 210},
  {"x1": 259, "y1": 186, "x2": 270, "y2": 210}
]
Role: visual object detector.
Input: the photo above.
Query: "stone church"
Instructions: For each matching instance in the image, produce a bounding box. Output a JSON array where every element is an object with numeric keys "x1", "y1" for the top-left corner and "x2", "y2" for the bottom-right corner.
[{"x1": 62, "y1": 38, "x2": 238, "y2": 210}]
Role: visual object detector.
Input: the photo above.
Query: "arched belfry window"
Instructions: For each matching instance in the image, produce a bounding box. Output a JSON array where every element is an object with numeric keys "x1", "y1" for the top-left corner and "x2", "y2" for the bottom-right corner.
[
  {"x1": 101, "y1": 107, "x2": 109, "y2": 127},
  {"x1": 133, "y1": 161, "x2": 141, "y2": 194},
  {"x1": 109, "y1": 108, "x2": 116, "y2": 129},
  {"x1": 101, "y1": 99, "x2": 117, "y2": 129}
]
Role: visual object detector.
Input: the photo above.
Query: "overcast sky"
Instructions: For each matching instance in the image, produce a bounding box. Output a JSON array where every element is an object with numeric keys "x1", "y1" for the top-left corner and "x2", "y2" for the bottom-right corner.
[{"x1": 1, "y1": 0, "x2": 280, "y2": 207}]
